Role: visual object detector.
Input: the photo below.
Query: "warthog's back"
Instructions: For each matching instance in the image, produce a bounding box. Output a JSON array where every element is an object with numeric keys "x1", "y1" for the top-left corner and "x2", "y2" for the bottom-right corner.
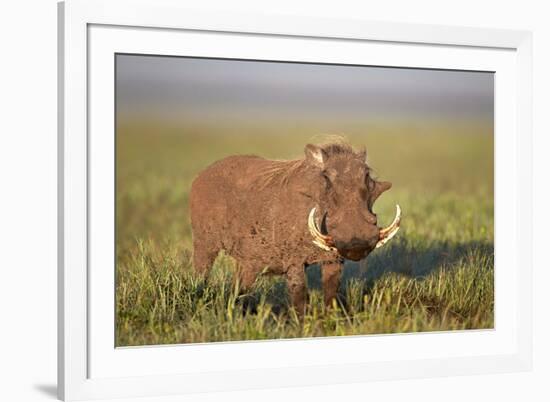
[
  {"x1": 190, "y1": 155, "x2": 270, "y2": 226},
  {"x1": 190, "y1": 155, "x2": 303, "y2": 271}
]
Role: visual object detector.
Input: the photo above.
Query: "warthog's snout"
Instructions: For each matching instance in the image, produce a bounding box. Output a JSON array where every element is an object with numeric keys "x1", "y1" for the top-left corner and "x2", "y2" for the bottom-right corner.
[{"x1": 307, "y1": 205, "x2": 401, "y2": 260}]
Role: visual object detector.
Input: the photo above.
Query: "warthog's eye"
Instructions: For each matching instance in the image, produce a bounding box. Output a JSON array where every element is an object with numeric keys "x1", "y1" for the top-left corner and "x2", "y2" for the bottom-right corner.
[
  {"x1": 298, "y1": 191, "x2": 314, "y2": 200},
  {"x1": 321, "y1": 173, "x2": 331, "y2": 189}
]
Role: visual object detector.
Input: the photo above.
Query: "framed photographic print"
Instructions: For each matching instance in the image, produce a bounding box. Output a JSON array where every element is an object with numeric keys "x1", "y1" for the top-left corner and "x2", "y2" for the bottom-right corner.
[{"x1": 58, "y1": 0, "x2": 533, "y2": 400}]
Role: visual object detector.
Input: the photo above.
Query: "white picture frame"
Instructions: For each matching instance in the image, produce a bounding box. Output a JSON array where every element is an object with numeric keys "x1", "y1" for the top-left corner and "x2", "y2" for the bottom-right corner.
[{"x1": 58, "y1": 0, "x2": 533, "y2": 400}]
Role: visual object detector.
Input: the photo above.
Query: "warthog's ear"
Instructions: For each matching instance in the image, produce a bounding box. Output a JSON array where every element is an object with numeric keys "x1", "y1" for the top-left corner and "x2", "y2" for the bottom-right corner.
[
  {"x1": 304, "y1": 144, "x2": 327, "y2": 168},
  {"x1": 372, "y1": 181, "x2": 392, "y2": 201}
]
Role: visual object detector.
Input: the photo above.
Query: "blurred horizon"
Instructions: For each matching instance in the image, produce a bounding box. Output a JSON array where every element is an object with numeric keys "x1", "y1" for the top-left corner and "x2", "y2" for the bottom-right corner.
[{"x1": 116, "y1": 54, "x2": 494, "y2": 135}]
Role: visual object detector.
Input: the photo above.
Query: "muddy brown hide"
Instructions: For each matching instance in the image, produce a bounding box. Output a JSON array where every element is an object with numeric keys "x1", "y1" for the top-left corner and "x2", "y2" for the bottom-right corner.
[{"x1": 189, "y1": 142, "x2": 391, "y2": 312}]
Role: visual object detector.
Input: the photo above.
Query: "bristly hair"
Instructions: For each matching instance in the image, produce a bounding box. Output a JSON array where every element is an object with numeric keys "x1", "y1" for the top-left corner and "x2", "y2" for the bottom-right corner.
[
  {"x1": 311, "y1": 134, "x2": 366, "y2": 158},
  {"x1": 254, "y1": 158, "x2": 307, "y2": 189},
  {"x1": 254, "y1": 138, "x2": 365, "y2": 189},
  {"x1": 321, "y1": 142, "x2": 355, "y2": 157}
]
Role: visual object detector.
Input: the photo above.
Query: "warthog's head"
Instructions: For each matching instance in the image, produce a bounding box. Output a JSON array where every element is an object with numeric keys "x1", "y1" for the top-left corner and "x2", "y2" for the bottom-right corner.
[{"x1": 303, "y1": 143, "x2": 400, "y2": 261}]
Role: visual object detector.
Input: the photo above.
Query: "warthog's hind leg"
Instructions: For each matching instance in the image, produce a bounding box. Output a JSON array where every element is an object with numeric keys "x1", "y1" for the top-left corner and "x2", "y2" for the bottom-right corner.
[{"x1": 192, "y1": 238, "x2": 218, "y2": 277}]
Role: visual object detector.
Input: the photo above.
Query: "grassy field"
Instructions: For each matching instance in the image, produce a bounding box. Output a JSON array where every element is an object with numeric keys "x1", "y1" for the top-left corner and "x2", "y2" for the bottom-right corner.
[{"x1": 116, "y1": 120, "x2": 494, "y2": 347}]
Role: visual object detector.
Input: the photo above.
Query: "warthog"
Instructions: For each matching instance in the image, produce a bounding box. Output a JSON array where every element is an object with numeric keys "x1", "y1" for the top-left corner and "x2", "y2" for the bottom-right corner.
[{"x1": 190, "y1": 141, "x2": 400, "y2": 312}]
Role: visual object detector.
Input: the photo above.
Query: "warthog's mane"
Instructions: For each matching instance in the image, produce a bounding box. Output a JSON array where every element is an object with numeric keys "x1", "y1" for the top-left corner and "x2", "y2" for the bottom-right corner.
[{"x1": 255, "y1": 141, "x2": 364, "y2": 189}]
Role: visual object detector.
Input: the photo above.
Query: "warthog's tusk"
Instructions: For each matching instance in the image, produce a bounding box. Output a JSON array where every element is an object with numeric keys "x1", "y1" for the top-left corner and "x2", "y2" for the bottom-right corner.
[
  {"x1": 376, "y1": 204, "x2": 401, "y2": 249},
  {"x1": 308, "y1": 207, "x2": 337, "y2": 252}
]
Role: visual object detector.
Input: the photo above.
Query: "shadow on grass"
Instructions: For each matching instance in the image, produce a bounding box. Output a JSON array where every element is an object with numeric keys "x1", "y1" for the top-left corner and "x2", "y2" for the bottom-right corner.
[
  {"x1": 342, "y1": 239, "x2": 494, "y2": 285},
  {"x1": 246, "y1": 240, "x2": 493, "y2": 312}
]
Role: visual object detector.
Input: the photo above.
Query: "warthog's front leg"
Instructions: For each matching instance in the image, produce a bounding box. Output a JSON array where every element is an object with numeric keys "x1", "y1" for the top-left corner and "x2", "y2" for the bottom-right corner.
[
  {"x1": 286, "y1": 264, "x2": 307, "y2": 315},
  {"x1": 321, "y1": 261, "x2": 343, "y2": 306}
]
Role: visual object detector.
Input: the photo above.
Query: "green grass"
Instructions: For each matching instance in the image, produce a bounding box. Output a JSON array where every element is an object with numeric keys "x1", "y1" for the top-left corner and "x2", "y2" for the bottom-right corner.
[{"x1": 116, "y1": 120, "x2": 494, "y2": 346}]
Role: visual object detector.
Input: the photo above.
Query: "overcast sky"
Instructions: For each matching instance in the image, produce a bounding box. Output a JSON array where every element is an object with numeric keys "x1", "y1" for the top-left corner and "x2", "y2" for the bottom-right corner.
[{"x1": 116, "y1": 54, "x2": 494, "y2": 124}]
